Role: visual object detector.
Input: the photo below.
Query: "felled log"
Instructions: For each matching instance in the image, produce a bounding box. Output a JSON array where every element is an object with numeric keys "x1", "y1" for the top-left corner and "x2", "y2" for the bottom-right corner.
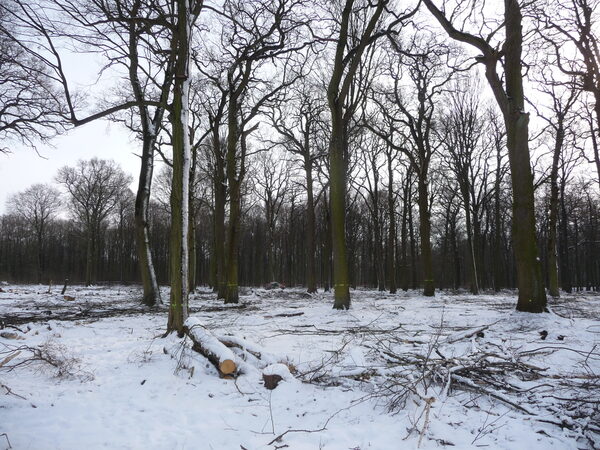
[
  {"x1": 262, "y1": 363, "x2": 293, "y2": 390},
  {"x1": 184, "y1": 318, "x2": 237, "y2": 377}
]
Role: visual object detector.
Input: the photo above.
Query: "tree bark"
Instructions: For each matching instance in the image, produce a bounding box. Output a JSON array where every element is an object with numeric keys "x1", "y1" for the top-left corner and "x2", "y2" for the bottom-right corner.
[
  {"x1": 329, "y1": 112, "x2": 351, "y2": 308},
  {"x1": 386, "y1": 150, "x2": 397, "y2": 294},
  {"x1": 417, "y1": 177, "x2": 434, "y2": 296},
  {"x1": 167, "y1": 0, "x2": 193, "y2": 335},
  {"x1": 305, "y1": 156, "x2": 317, "y2": 293}
]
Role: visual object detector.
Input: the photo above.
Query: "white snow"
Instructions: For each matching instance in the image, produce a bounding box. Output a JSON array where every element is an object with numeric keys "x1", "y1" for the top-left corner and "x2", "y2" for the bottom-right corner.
[{"x1": 1, "y1": 285, "x2": 599, "y2": 449}]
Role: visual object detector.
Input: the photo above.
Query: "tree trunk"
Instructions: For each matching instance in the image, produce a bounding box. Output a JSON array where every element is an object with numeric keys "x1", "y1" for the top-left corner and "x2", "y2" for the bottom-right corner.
[
  {"x1": 213, "y1": 129, "x2": 227, "y2": 299},
  {"x1": 330, "y1": 112, "x2": 351, "y2": 309},
  {"x1": 322, "y1": 192, "x2": 331, "y2": 292},
  {"x1": 547, "y1": 125, "x2": 564, "y2": 297},
  {"x1": 400, "y1": 180, "x2": 409, "y2": 291},
  {"x1": 85, "y1": 226, "x2": 93, "y2": 286},
  {"x1": 167, "y1": 0, "x2": 192, "y2": 335},
  {"x1": 417, "y1": 177, "x2": 434, "y2": 296},
  {"x1": 305, "y1": 157, "x2": 317, "y2": 293},
  {"x1": 387, "y1": 152, "x2": 397, "y2": 294},
  {"x1": 498, "y1": 0, "x2": 546, "y2": 311},
  {"x1": 558, "y1": 182, "x2": 571, "y2": 293},
  {"x1": 135, "y1": 139, "x2": 162, "y2": 306},
  {"x1": 463, "y1": 194, "x2": 479, "y2": 294}
]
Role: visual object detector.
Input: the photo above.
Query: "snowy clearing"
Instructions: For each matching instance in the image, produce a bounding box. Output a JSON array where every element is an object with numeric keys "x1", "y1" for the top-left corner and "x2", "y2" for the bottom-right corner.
[{"x1": 1, "y1": 285, "x2": 599, "y2": 449}]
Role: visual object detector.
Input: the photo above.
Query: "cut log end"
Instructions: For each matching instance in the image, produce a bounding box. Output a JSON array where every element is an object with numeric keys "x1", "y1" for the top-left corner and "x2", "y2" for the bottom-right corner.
[{"x1": 219, "y1": 359, "x2": 236, "y2": 375}]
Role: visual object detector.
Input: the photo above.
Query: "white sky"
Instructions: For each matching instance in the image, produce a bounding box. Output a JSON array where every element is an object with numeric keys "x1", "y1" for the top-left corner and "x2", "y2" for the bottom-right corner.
[{"x1": 0, "y1": 121, "x2": 141, "y2": 213}]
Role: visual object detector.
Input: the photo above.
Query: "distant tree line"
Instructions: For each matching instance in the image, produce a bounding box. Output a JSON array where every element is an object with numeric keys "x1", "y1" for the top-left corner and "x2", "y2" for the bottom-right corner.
[{"x1": 1, "y1": 155, "x2": 598, "y2": 293}]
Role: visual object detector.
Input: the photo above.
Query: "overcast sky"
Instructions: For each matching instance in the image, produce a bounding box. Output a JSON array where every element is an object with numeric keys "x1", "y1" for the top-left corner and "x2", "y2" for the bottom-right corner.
[{"x1": 0, "y1": 120, "x2": 142, "y2": 213}]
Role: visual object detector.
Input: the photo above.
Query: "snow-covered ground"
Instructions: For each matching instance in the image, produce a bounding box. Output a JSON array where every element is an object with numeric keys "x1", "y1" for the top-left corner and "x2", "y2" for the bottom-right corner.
[{"x1": 1, "y1": 285, "x2": 599, "y2": 449}]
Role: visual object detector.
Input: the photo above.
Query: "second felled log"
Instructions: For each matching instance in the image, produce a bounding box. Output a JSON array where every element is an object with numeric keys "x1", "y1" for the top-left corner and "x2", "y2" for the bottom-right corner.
[{"x1": 184, "y1": 318, "x2": 237, "y2": 376}]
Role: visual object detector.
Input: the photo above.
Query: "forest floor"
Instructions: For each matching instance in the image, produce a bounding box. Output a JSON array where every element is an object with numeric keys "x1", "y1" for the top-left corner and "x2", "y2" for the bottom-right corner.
[{"x1": 1, "y1": 284, "x2": 599, "y2": 450}]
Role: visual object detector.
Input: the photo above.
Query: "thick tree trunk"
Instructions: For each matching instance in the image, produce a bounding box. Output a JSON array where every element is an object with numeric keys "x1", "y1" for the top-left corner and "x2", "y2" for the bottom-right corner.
[
  {"x1": 330, "y1": 112, "x2": 351, "y2": 309},
  {"x1": 224, "y1": 182, "x2": 241, "y2": 303},
  {"x1": 417, "y1": 178, "x2": 434, "y2": 296},
  {"x1": 322, "y1": 192, "x2": 331, "y2": 292},
  {"x1": 505, "y1": 114, "x2": 547, "y2": 311},
  {"x1": 213, "y1": 134, "x2": 227, "y2": 299},
  {"x1": 167, "y1": 0, "x2": 192, "y2": 335},
  {"x1": 500, "y1": 0, "x2": 546, "y2": 311}
]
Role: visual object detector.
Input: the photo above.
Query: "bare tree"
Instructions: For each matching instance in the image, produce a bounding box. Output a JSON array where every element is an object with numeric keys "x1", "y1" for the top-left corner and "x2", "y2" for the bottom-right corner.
[
  {"x1": 439, "y1": 77, "x2": 489, "y2": 294},
  {"x1": 265, "y1": 78, "x2": 327, "y2": 293},
  {"x1": 255, "y1": 152, "x2": 290, "y2": 283},
  {"x1": 0, "y1": 0, "x2": 67, "y2": 151},
  {"x1": 325, "y1": 0, "x2": 416, "y2": 309},
  {"x1": 539, "y1": 0, "x2": 600, "y2": 186},
  {"x1": 423, "y1": 0, "x2": 548, "y2": 312},
  {"x1": 7, "y1": 183, "x2": 62, "y2": 283},
  {"x1": 366, "y1": 32, "x2": 457, "y2": 297},
  {"x1": 56, "y1": 158, "x2": 132, "y2": 286}
]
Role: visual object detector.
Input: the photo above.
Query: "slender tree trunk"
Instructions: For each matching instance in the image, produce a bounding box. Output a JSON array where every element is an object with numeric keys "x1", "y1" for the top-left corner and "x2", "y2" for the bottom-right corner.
[
  {"x1": 493, "y1": 147, "x2": 503, "y2": 291},
  {"x1": 305, "y1": 157, "x2": 317, "y2": 293},
  {"x1": 36, "y1": 229, "x2": 43, "y2": 284},
  {"x1": 558, "y1": 182, "x2": 571, "y2": 292},
  {"x1": 167, "y1": 0, "x2": 192, "y2": 335},
  {"x1": 547, "y1": 125, "x2": 564, "y2": 297},
  {"x1": 463, "y1": 194, "x2": 479, "y2": 294},
  {"x1": 85, "y1": 225, "x2": 93, "y2": 286},
  {"x1": 387, "y1": 152, "x2": 397, "y2": 294},
  {"x1": 417, "y1": 177, "x2": 434, "y2": 296},
  {"x1": 400, "y1": 181, "x2": 409, "y2": 291},
  {"x1": 128, "y1": 3, "x2": 163, "y2": 307},
  {"x1": 188, "y1": 149, "x2": 197, "y2": 292},
  {"x1": 408, "y1": 187, "x2": 417, "y2": 290}
]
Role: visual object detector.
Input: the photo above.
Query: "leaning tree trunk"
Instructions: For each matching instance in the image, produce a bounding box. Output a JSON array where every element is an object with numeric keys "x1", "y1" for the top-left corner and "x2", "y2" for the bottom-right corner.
[
  {"x1": 330, "y1": 111, "x2": 351, "y2": 309},
  {"x1": 167, "y1": 0, "x2": 192, "y2": 335},
  {"x1": 135, "y1": 139, "x2": 162, "y2": 306}
]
